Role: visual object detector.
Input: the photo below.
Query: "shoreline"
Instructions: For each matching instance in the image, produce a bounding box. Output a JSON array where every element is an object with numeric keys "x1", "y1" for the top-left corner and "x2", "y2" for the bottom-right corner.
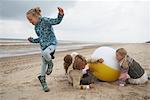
[
  {"x1": 0, "y1": 43, "x2": 149, "y2": 58},
  {"x1": 0, "y1": 44, "x2": 100, "y2": 58}
]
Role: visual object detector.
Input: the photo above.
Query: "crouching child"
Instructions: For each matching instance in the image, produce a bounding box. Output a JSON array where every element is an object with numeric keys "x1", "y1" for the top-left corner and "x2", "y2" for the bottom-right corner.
[{"x1": 116, "y1": 48, "x2": 149, "y2": 86}]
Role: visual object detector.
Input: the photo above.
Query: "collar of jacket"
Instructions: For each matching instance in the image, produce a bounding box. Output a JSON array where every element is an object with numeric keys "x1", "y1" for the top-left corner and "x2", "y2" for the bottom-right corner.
[{"x1": 35, "y1": 16, "x2": 42, "y2": 26}]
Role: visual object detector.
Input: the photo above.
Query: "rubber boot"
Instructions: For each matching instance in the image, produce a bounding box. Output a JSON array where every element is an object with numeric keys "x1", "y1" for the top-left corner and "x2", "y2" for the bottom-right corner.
[
  {"x1": 46, "y1": 60, "x2": 53, "y2": 75},
  {"x1": 38, "y1": 75, "x2": 49, "y2": 92}
]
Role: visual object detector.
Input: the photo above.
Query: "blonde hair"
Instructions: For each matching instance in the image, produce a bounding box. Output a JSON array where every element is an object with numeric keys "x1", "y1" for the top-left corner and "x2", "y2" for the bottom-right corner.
[
  {"x1": 116, "y1": 48, "x2": 127, "y2": 56},
  {"x1": 26, "y1": 7, "x2": 41, "y2": 17}
]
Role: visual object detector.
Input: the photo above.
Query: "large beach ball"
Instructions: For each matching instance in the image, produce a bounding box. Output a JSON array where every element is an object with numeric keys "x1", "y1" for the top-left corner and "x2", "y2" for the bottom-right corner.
[{"x1": 89, "y1": 47, "x2": 120, "y2": 81}]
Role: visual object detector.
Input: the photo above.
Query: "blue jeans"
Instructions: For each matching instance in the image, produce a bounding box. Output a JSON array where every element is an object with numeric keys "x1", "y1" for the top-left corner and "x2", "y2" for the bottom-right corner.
[{"x1": 40, "y1": 45, "x2": 56, "y2": 76}]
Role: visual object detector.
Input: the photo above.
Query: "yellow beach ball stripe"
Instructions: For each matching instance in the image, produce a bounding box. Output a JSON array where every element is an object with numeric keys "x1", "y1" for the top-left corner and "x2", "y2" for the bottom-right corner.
[{"x1": 89, "y1": 63, "x2": 120, "y2": 81}]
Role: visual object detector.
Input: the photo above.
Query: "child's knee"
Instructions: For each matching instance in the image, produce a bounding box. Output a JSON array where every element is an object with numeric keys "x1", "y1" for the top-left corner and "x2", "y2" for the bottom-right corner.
[{"x1": 42, "y1": 50, "x2": 51, "y2": 61}]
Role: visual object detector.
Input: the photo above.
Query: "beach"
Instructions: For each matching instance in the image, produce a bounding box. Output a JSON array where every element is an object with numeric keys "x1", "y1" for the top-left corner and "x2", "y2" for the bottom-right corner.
[{"x1": 0, "y1": 40, "x2": 150, "y2": 100}]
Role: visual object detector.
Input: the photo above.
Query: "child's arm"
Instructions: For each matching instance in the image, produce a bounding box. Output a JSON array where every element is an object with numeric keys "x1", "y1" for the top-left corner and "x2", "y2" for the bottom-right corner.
[
  {"x1": 28, "y1": 37, "x2": 40, "y2": 43},
  {"x1": 118, "y1": 65, "x2": 129, "y2": 86},
  {"x1": 119, "y1": 64, "x2": 129, "y2": 80},
  {"x1": 45, "y1": 7, "x2": 64, "y2": 25},
  {"x1": 119, "y1": 62, "x2": 129, "y2": 78},
  {"x1": 87, "y1": 58, "x2": 104, "y2": 63}
]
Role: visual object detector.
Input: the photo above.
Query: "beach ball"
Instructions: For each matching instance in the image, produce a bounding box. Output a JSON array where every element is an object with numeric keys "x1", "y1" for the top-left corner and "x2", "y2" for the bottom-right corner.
[{"x1": 89, "y1": 46, "x2": 120, "y2": 81}]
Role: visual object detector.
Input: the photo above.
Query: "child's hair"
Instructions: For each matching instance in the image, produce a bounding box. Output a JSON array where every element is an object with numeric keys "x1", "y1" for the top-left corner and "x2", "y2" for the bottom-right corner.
[
  {"x1": 26, "y1": 7, "x2": 41, "y2": 17},
  {"x1": 116, "y1": 48, "x2": 127, "y2": 56}
]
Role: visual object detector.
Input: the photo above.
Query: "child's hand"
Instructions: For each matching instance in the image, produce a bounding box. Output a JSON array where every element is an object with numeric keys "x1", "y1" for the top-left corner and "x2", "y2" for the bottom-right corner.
[
  {"x1": 119, "y1": 73, "x2": 129, "y2": 80},
  {"x1": 58, "y1": 7, "x2": 64, "y2": 15},
  {"x1": 97, "y1": 58, "x2": 104, "y2": 63},
  {"x1": 28, "y1": 37, "x2": 33, "y2": 42}
]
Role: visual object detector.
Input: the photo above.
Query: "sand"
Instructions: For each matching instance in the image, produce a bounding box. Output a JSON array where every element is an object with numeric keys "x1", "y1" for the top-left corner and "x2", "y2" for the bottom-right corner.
[{"x1": 0, "y1": 43, "x2": 150, "y2": 100}]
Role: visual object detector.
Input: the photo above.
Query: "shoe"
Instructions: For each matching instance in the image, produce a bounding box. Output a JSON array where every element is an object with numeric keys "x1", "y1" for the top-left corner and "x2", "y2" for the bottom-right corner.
[{"x1": 38, "y1": 76, "x2": 49, "y2": 92}]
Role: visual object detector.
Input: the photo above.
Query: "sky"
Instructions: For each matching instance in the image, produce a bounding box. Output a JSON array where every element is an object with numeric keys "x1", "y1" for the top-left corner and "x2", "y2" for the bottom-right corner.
[{"x1": 0, "y1": 0, "x2": 150, "y2": 43}]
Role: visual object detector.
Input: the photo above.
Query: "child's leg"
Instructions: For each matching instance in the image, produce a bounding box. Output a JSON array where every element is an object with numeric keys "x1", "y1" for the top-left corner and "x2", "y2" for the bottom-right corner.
[
  {"x1": 38, "y1": 56, "x2": 49, "y2": 92},
  {"x1": 41, "y1": 45, "x2": 56, "y2": 61},
  {"x1": 41, "y1": 45, "x2": 56, "y2": 75},
  {"x1": 46, "y1": 60, "x2": 53, "y2": 75},
  {"x1": 128, "y1": 72, "x2": 148, "y2": 85},
  {"x1": 41, "y1": 56, "x2": 47, "y2": 76}
]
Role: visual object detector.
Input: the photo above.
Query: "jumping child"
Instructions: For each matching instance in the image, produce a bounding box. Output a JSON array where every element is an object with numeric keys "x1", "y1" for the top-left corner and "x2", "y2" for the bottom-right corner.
[{"x1": 26, "y1": 7, "x2": 64, "y2": 92}]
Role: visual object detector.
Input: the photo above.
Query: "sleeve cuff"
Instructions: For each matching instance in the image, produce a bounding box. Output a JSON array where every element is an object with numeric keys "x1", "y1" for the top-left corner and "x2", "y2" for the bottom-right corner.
[{"x1": 58, "y1": 13, "x2": 64, "y2": 18}]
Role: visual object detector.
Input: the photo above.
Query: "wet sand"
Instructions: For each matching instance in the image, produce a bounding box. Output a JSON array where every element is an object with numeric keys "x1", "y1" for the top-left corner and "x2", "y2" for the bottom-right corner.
[{"x1": 0, "y1": 43, "x2": 150, "y2": 100}]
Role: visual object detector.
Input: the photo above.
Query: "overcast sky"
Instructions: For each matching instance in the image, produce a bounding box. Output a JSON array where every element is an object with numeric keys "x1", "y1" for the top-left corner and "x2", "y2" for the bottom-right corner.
[{"x1": 0, "y1": 0, "x2": 150, "y2": 43}]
